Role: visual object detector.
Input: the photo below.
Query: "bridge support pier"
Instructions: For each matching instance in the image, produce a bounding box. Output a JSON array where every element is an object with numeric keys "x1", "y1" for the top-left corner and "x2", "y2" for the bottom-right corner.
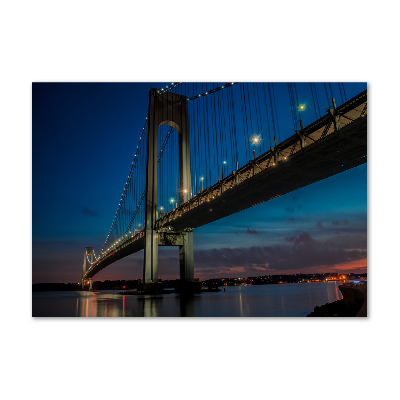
[
  {"x1": 143, "y1": 87, "x2": 196, "y2": 293},
  {"x1": 180, "y1": 231, "x2": 194, "y2": 282},
  {"x1": 82, "y1": 247, "x2": 94, "y2": 290},
  {"x1": 81, "y1": 278, "x2": 92, "y2": 290},
  {"x1": 177, "y1": 230, "x2": 200, "y2": 293}
]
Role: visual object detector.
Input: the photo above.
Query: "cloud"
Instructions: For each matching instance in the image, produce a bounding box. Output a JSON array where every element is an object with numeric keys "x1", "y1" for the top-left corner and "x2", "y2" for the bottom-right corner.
[
  {"x1": 316, "y1": 221, "x2": 323, "y2": 229},
  {"x1": 83, "y1": 208, "x2": 96, "y2": 216},
  {"x1": 188, "y1": 231, "x2": 367, "y2": 278},
  {"x1": 285, "y1": 232, "x2": 314, "y2": 245},
  {"x1": 325, "y1": 233, "x2": 366, "y2": 250},
  {"x1": 246, "y1": 227, "x2": 258, "y2": 235},
  {"x1": 332, "y1": 220, "x2": 350, "y2": 226}
]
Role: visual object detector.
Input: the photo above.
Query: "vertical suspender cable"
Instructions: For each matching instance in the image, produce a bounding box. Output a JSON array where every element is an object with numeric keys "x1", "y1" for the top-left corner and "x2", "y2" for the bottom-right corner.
[
  {"x1": 240, "y1": 83, "x2": 249, "y2": 161},
  {"x1": 230, "y1": 84, "x2": 239, "y2": 165},
  {"x1": 310, "y1": 83, "x2": 318, "y2": 120},
  {"x1": 323, "y1": 83, "x2": 330, "y2": 108},
  {"x1": 272, "y1": 83, "x2": 281, "y2": 142},
  {"x1": 328, "y1": 82, "x2": 334, "y2": 100},
  {"x1": 254, "y1": 83, "x2": 264, "y2": 154},
  {"x1": 341, "y1": 83, "x2": 347, "y2": 101},
  {"x1": 268, "y1": 83, "x2": 277, "y2": 142},
  {"x1": 337, "y1": 82, "x2": 344, "y2": 104},
  {"x1": 213, "y1": 82, "x2": 218, "y2": 179},
  {"x1": 227, "y1": 86, "x2": 234, "y2": 167},
  {"x1": 245, "y1": 83, "x2": 254, "y2": 156},
  {"x1": 313, "y1": 83, "x2": 321, "y2": 117},
  {"x1": 293, "y1": 82, "x2": 301, "y2": 126},
  {"x1": 262, "y1": 83, "x2": 272, "y2": 147},
  {"x1": 242, "y1": 83, "x2": 251, "y2": 159}
]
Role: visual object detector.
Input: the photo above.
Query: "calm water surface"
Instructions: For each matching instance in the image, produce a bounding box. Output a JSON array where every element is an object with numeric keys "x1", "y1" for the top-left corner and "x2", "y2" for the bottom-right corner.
[{"x1": 32, "y1": 282, "x2": 343, "y2": 317}]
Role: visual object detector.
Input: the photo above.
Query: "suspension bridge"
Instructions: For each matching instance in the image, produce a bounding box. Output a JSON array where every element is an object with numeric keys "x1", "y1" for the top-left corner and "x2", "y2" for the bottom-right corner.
[{"x1": 82, "y1": 83, "x2": 367, "y2": 292}]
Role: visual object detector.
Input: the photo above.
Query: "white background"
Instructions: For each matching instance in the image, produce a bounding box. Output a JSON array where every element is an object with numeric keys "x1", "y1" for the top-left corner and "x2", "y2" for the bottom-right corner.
[{"x1": 1, "y1": 1, "x2": 399, "y2": 399}]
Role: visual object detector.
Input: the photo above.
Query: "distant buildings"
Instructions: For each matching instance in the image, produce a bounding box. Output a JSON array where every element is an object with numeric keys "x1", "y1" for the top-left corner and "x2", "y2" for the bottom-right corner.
[{"x1": 33, "y1": 273, "x2": 367, "y2": 291}]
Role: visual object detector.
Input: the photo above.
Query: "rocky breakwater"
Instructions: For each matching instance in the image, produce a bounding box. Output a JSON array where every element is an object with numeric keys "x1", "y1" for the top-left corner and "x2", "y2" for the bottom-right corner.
[{"x1": 308, "y1": 281, "x2": 367, "y2": 317}]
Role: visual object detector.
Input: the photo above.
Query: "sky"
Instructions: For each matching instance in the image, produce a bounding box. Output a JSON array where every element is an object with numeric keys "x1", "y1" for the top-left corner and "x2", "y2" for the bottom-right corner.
[{"x1": 32, "y1": 82, "x2": 367, "y2": 283}]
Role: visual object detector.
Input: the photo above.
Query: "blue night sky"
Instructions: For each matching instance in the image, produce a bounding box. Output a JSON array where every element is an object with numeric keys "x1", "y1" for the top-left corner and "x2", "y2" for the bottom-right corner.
[{"x1": 32, "y1": 82, "x2": 367, "y2": 283}]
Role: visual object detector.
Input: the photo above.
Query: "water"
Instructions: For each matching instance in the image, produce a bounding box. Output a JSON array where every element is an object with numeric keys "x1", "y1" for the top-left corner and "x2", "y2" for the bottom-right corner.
[{"x1": 32, "y1": 281, "x2": 343, "y2": 317}]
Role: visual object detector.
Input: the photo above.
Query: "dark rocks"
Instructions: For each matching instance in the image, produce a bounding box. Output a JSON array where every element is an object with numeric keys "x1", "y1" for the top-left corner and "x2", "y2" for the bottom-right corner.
[{"x1": 307, "y1": 299, "x2": 355, "y2": 317}]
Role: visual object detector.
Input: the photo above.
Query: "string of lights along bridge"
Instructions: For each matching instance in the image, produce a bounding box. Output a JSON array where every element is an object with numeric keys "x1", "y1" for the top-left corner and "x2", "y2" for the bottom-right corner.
[{"x1": 81, "y1": 82, "x2": 367, "y2": 293}]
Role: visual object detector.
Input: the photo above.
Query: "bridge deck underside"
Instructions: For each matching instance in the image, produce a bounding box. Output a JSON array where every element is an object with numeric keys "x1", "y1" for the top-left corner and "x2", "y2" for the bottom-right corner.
[{"x1": 166, "y1": 116, "x2": 367, "y2": 231}]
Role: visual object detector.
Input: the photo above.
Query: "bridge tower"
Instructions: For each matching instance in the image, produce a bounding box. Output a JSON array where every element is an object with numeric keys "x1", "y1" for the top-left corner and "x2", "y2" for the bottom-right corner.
[
  {"x1": 143, "y1": 88, "x2": 195, "y2": 292},
  {"x1": 82, "y1": 247, "x2": 94, "y2": 290}
]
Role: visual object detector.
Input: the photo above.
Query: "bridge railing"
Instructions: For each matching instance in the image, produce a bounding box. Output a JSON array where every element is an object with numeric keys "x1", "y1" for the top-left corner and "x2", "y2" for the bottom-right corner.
[
  {"x1": 156, "y1": 90, "x2": 367, "y2": 230},
  {"x1": 83, "y1": 229, "x2": 145, "y2": 277}
]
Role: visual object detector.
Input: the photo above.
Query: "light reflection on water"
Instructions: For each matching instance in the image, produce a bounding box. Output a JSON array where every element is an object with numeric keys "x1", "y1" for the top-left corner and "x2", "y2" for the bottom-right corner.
[{"x1": 33, "y1": 281, "x2": 343, "y2": 317}]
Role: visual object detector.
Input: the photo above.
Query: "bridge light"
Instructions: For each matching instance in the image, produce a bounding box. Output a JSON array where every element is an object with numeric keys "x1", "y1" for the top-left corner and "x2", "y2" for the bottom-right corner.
[
  {"x1": 223, "y1": 161, "x2": 227, "y2": 164},
  {"x1": 250, "y1": 134, "x2": 261, "y2": 146},
  {"x1": 298, "y1": 104, "x2": 306, "y2": 111}
]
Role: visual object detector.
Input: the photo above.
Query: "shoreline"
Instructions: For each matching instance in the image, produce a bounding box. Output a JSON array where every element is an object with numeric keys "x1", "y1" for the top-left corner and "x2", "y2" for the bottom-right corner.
[
  {"x1": 33, "y1": 275, "x2": 366, "y2": 292},
  {"x1": 308, "y1": 281, "x2": 367, "y2": 317}
]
